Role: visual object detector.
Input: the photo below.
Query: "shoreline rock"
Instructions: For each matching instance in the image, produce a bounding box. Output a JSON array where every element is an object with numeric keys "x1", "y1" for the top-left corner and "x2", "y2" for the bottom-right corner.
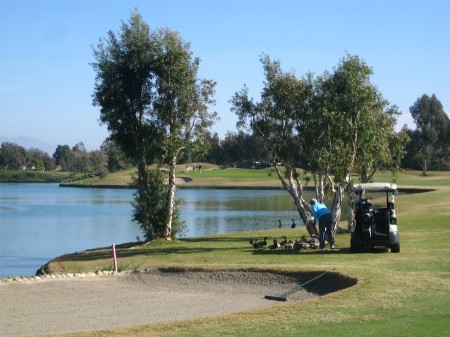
[{"x1": 0, "y1": 270, "x2": 117, "y2": 284}]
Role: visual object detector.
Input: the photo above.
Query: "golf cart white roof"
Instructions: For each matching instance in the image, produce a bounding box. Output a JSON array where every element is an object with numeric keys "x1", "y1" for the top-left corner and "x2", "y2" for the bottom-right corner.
[{"x1": 352, "y1": 183, "x2": 397, "y2": 192}]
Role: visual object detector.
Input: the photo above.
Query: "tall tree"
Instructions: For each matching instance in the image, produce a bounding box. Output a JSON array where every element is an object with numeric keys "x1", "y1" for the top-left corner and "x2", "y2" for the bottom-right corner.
[
  {"x1": 201, "y1": 131, "x2": 222, "y2": 164},
  {"x1": 0, "y1": 142, "x2": 27, "y2": 170},
  {"x1": 309, "y1": 54, "x2": 399, "y2": 230},
  {"x1": 410, "y1": 94, "x2": 449, "y2": 175},
  {"x1": 101, "y1": 138, "x2": 133, "y2": 172},
  {"x1": 231, "y1": 55, "x2": 314, "y2": 232},
  {"x1": 92, "y1": 10, "x2": 216, "y2": 239},
  {"x1": 92, "y1": 11, "x2": 162, "y2": 239},
  {"x1": 27, "y1": 148, "x2": 55, "y2": 170},
  {"x1": 233, "y1": 54, "x2": 403, "y2": 233},
  {"x1": 152, "y1": 28, "x2": 217, "y2": 237},
  {"x1": 53, "y1": 145, "x2": 73, "y2": 170}
]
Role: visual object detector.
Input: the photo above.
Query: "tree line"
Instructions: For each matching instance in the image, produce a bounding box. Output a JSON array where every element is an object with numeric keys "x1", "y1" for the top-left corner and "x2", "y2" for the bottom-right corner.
[
  {"x1": 0, "y1": 140, "x2": 133, "y2": 176},
  {"x1": 1, "y1": 115, "x2": 448, "y2": 176}
]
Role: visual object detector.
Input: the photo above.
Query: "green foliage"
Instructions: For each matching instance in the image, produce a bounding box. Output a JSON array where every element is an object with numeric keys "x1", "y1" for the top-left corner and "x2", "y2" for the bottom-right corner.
[
  {"x1": 232, "y1": 54, "x2": 307, "y2": 168},
  {"x1": 215, "y1": 131, "x2": 271, "y2": 167},
  {"x1": 0, "y1": 142, "x2": 55, "y2": 171},
  {"x1": 92, "y1": 10, "x2": 217, "y2": 237},
  {"x1": 231, "y1": 53, "x2": 405, "y2": 226},
  {"x1": 0, "y1": 170, "x2": 74, "y2": 182},
  {"x1": 132, "y1": 170, "x2": 185, "y2": 241},
  {"x1": 408, "y1": 94, "x2": 449, "y2": 174},
  {"x1": 53, "y1": 144, "x2": 73, "y2": 170},
  {"x1": 320, "y1": 54, "x2": 398, "y2": 183}
]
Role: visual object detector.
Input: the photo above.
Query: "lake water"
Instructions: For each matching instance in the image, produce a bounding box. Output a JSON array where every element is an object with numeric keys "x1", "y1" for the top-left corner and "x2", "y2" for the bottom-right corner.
[{"x1": 0, "y1": 183, "x2": 307, "y2": 277}]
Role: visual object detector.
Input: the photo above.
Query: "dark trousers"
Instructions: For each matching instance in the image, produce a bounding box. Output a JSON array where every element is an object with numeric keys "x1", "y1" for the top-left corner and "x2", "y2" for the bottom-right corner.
[{"x1": 319, "y1": 213, "x2": 334, "y2": 248}]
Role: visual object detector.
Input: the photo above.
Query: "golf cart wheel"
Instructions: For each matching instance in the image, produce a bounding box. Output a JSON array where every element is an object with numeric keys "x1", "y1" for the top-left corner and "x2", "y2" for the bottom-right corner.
[
  {"x1": 391, "y1": 243, "x2": 400, "y2": 253},
  {"x1": 350, "y1": 241, "x2": 360, "y2": 253}
]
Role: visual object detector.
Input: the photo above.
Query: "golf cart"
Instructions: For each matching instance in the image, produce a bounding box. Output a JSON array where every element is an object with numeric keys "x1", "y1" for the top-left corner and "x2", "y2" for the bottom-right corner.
[{"x1": 350, "y1": 183, "x2": 400, "y2": 253}]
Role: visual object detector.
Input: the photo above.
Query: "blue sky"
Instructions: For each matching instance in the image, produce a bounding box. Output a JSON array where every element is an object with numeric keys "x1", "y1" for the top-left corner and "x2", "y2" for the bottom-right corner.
[{"x1": 1, "y1": 0, "x2": 449, "y2": 151}]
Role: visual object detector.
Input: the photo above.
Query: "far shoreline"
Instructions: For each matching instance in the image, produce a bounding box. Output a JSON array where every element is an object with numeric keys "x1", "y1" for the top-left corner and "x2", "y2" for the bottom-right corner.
[
  {"x1": 58, "y1": 183, "x2": 432, "y2": 195},
  {"x1": 59, "y1": 183, "x2": 288, "y2": 190}
]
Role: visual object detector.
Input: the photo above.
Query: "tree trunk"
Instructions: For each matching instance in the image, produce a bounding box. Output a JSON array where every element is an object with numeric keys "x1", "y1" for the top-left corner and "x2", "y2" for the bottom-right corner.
[
  {"x1": 330, "y1": 174, "x2": 351, "y2": 233},
  {"x1": 135, "y1": 136, "x2": 153, "y2": 239},
  {"x1": 274, "y1": 163, "x2": 318, "y2": 236},
  {"x1": 347, "y1": 188, "x2": 354, "y2": 231},
  {"x1": 164, "y1": 156, "x2": 177, "y2": 239},
  {"x1": 422, "y1": 158, "x2": 428, "y2": 176},
  {"x1": 313, "y1": 173, "x2": 326, "y2": 203}
]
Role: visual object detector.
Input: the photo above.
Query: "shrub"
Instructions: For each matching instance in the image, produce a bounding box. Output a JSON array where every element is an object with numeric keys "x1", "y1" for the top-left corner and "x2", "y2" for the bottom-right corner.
[{"x1": 132, "y1": 169, "x2": 185, "y2": 241}]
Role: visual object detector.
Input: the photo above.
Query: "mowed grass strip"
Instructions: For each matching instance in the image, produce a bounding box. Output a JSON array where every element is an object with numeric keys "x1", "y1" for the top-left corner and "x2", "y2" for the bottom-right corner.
[
  {"x1": 73, "y1": 165, "x2": 300, "y2": 188},
  {"x1": 43, "y1": 171, "x2": 450, "y2": 337}
]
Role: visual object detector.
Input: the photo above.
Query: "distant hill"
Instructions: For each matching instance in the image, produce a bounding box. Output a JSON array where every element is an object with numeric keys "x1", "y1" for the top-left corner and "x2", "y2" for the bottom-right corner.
[{"x1": 0, "y1": 136, "x2": 56, "y2": 155}]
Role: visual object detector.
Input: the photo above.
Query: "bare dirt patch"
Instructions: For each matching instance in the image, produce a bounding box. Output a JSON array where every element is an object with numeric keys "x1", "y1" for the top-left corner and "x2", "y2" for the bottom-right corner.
[{"x1": 0, "y1": 269, "x2": 356, "y2": 337}]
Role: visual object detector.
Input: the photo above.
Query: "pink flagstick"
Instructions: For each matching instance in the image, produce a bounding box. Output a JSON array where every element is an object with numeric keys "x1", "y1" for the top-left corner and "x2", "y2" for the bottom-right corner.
[{"x1": 112, "y1": 244, "x2": 118, "y2": 274}]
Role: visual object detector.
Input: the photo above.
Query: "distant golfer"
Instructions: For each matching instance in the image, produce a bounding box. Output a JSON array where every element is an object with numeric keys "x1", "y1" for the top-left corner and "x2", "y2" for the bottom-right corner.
[{"x1": 310, "y1": 199, "x2": 335, "y2": 249}]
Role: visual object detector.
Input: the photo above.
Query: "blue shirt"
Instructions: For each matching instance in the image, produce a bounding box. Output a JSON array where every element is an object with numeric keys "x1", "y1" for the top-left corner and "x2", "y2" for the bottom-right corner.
[{"x1": 311, "y1": 202, "x2": 331, "y2": 222}]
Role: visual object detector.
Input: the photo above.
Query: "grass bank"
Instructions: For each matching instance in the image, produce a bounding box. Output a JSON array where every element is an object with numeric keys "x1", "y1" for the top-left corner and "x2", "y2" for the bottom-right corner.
[
  {"x1": 41, "y1": 171, "x2": 450, "y2": 337},
  {"x1": 60, "y1": 165, "x2": 291, "y2": 188},
  {"x1": 0, "y1": 170, "x2": 76, "y2": 183}
]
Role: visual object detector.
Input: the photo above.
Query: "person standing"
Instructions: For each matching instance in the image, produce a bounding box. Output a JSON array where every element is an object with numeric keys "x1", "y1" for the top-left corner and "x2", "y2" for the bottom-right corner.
[{"x1": 310, "y1": 199, "x2": 335, "y2": 249}]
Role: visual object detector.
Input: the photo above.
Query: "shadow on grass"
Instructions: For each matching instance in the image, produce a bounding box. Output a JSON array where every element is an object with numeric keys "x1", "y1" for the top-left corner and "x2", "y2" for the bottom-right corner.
[
  {"x1": 251, "y1": 246, "x2": 392, "y2": 255},
  {"x1": 51, "y1": 238, "x2": 393, "y2": 267},
  {"x1": 53, "y1": 242, "x2": 248, "y2": 264},
  {"x1": 181, "y1": 236, "x2": 249, "y2": 243}
]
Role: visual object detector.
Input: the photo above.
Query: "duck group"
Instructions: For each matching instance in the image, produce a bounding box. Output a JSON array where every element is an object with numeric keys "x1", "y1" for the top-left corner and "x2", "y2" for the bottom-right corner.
[{"x1": 248, "y1": 234, "x2": 321, "y2": 251}]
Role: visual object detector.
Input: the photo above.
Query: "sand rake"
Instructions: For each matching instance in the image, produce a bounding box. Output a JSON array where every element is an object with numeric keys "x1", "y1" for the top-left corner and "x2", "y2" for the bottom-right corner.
[{"x1": 264, "y1": 270, "x2": 332, "y2": 302}]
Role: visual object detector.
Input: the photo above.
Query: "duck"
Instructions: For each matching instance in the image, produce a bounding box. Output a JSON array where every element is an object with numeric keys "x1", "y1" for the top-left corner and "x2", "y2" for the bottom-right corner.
[
  {"x1": 294, "y1": 239, "x2": 310, "y2": 249},
  {"x1": 300, "y1": 235, "x2": 309, "y2": 243},
  {"x1": 269, "y1": 239, "x2": 281, "y2": 250},
  {"x1": 280, "y1": 235, "x2": 288, "y2": 246},
  {"x1": 309, "y1": 237, "x2": 320, "y2": 249},
  {"x1": 291, "y1": 219, "x2": 296, "y2": 228},
  {"x1": 293, "y1": 239, "x2": 302, "y2": 250},
  {"x1": 253, "y1": 237, "x2": 268, "y2": 249},
  {"x1": 284, "y1": 240, "x2": 294, "y2": 249},
  {"x1": 249, "y1": 238, "x2": 256, "y2": 246},
  {"x1": 278, "y1": 219, "x2": 282, "y2": 228}
]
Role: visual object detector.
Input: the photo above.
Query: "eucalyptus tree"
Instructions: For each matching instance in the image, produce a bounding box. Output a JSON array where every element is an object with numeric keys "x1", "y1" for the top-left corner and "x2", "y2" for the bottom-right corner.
[
  {"x1": 233, "y1": 54, "x2": 404, "y2": 232},
  {"x1": 388, "y1": 127, "x2": 411, "y2": 182},
  {"x1": 92, "y1": 11, "x2": 216, "y2": 239},
  {"x1": 296, "y1": 72, "x2": 331, "y2": 204},
  {"x1": 152, "y1": 28, "x2": 217, "y2": 237},
  {"x1": 354, "y1": 105, "x2": 401, "y2": 183},
  {"x1": 0, "y1": 142, "x2": 27, "y2": 170},
  {"x1": 231, "y1": 55, "x2": 315, "y2": 233},
  {"x1": 92, "y1": 11, "x2": 159, "y2": 230},
  {"x1": 53, "y1": 145, "x2": 73, "y2": 171},
  {"x1": 410, "y1": 94, "x2": 449, "y2": 175},
  {"x1": 101, "y1": 138, "x2": 133, "y2": 172},
  {"x1": 315, "y1": 54, "x2": 401, "y2": 229}
]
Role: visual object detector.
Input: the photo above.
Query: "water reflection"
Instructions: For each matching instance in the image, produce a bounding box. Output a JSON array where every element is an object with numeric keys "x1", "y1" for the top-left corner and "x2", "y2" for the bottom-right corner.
[
  {"x1": 178, "y1": 189, "x2": 314, "y2": 237},
  {"x1": 0, "y1": 184, "x2": 316, "y2": 277}
]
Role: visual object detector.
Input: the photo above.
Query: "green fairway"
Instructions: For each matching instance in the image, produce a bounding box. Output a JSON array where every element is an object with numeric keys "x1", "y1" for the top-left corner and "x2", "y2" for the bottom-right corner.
[
  {"x1": 42, "y1": 171, "x2": 450, "y2": 337},
  {"x1": 61, "y1": 165, "x2": 302, "y2": 188}
]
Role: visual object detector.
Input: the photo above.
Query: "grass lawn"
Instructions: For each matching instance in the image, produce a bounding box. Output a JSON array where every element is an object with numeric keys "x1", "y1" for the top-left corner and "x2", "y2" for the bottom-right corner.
[
  {"x1": 0, "y1": 170, "x2": 76, "y2": 182},
  {"x1": 44, "y1": 170, "x2": 450, "y2": 337},
  {"x1": 62, "y1": 165, "x2": 310, "y2": 188}
]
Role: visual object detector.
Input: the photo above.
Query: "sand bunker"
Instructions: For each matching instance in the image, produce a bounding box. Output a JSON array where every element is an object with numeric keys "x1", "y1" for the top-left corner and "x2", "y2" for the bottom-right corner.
[{"x1": 0, "y1": 269, "x2": 356, "y2": 337}]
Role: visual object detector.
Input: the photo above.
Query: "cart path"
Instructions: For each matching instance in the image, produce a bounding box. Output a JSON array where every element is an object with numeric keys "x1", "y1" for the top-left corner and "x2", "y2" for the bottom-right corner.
[{"x1": 0, "y1": 270, "x2": 320, "y2": 337}]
